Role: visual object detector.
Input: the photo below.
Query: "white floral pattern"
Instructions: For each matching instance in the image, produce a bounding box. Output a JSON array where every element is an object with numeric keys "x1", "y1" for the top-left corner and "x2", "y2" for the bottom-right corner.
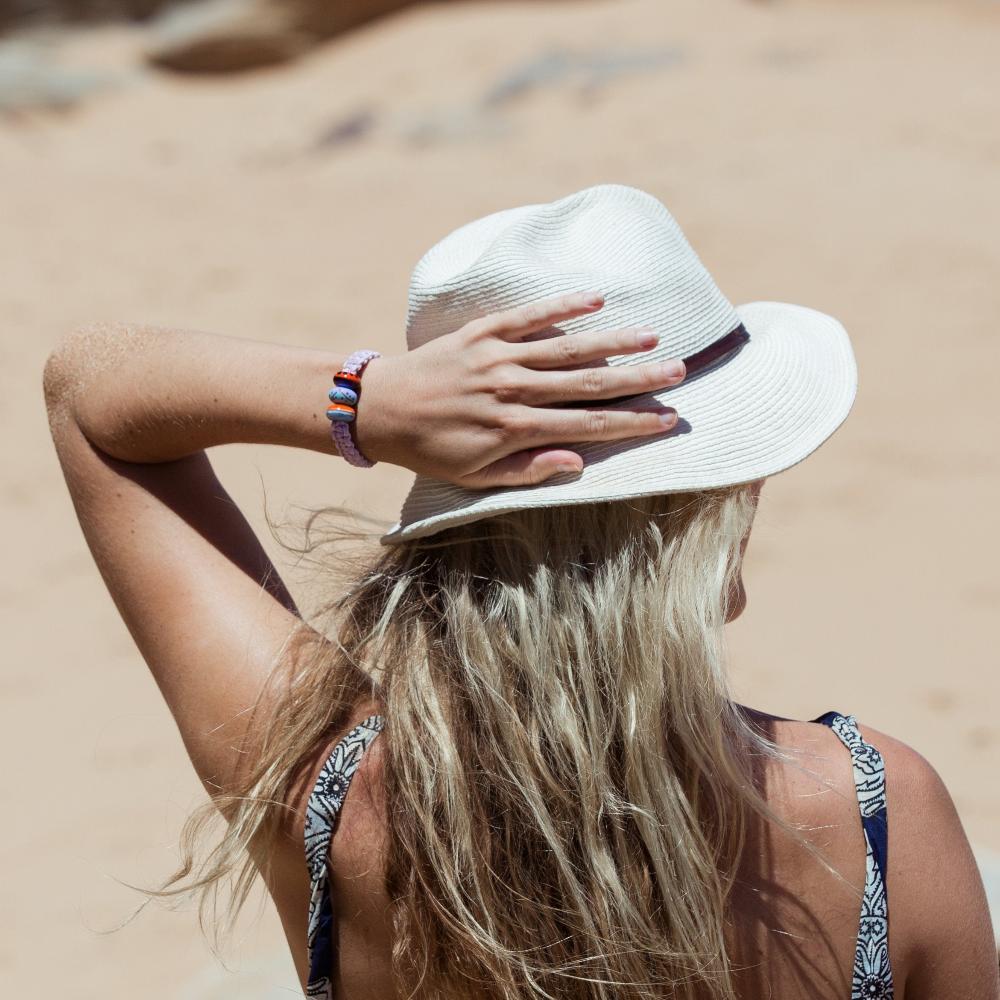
[
  {"x1": 304, "y1": 715, "x2": 385, "y2": 999},
  {"x1": 822, "y1": 712, "x2": 894, "y2": 1000}
]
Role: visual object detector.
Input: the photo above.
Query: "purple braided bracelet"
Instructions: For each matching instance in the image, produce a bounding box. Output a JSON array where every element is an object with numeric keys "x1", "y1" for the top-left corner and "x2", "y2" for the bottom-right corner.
[{"x1": 329, "y1": 349, "x2": 381, "y2": 467}]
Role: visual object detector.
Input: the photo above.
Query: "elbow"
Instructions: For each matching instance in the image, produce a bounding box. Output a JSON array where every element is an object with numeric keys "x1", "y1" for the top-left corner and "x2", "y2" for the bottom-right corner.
[
  {"x1": 43, "y1": 323, "x2": 119, "y2": 421},
  {"x1": 42, "y1": 330, "x2": 80, "y2": 422}
]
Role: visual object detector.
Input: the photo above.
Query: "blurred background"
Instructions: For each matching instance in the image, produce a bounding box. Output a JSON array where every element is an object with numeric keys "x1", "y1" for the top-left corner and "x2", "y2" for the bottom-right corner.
[{"x1": 3, "y1": 0, "x2": 998, "y2": 996}]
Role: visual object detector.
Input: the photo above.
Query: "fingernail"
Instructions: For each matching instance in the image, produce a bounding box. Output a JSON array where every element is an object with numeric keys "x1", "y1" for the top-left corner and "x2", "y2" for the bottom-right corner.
[
  {"x1": 637, "y1": 329, "x2": 659, "y2": 348},
  {"x1": 583, "y1": 292, "x2": 604, "y2": 307},
  {"x1": 659, "y1": 410, "x2": 678, "y2": 428},
  {"x1": 556, "y1": 463, "x2": 582, "y2": 474},
  {"x1": 661, "y1": 360, "x2": 685, "y2": 379}
]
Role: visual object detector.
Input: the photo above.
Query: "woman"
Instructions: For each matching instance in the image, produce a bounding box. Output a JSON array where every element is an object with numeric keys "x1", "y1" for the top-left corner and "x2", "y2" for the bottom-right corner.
[{"x1": 44, "y1": 186, "x2": 997, "y2": 999}]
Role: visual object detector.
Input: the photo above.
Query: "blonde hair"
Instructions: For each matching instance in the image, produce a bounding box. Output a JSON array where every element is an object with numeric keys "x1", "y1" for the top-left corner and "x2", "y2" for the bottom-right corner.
[{"x1": 159, "y1": 484, "x2": 783, "y2": 1000}]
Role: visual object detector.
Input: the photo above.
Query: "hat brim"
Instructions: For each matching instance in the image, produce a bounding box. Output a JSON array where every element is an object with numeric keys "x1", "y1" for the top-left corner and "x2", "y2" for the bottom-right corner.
[{"x1": 381, "y1": 301, "x2": 856, "y2": 544}]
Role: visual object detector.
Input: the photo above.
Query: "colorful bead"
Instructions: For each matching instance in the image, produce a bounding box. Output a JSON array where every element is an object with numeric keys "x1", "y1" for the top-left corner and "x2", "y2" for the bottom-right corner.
[
  {"x1": 333, "y1": 371, "x2": 362, "y2": 391},
  {"x1": 328, "y1": 386, "x2": 359, "y2": 405},
  {"x1": 329, "y1": 350, "x2": 381, "y2": 468},
  {"x1": 325, "y1": 403, "x2": 356, "y2": 423}
]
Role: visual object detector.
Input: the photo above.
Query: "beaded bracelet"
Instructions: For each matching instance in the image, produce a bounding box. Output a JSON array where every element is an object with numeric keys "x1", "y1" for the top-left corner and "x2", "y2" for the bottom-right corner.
[{"x1": 326, "y1": 349, "x2": 381, "y2": 467}]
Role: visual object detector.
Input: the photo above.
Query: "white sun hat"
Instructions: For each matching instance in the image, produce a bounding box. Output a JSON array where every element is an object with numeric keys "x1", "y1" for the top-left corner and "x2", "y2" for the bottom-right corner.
[{"x1": 382, "y1": 184, "x2": 856, "y2": 544}]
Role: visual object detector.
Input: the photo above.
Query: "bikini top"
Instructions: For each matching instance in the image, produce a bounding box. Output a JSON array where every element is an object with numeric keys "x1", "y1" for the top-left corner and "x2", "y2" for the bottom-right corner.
[{"x1": 303, "y1": 712, "x2": 893, "y2": 1000}]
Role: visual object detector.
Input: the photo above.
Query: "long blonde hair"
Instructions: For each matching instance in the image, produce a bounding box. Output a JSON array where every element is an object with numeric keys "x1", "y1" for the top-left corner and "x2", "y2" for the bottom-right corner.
[{"x1": 161, "y1": 484, "x2": 781, "y2": 1000}]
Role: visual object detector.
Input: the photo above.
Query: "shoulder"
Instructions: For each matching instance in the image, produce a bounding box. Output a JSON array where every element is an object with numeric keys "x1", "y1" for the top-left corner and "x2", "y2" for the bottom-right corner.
[
  {"x1": 854, "y1": 721, "x2": 962, "y2": 865},
  {"x1": 765, "y1": 716, "x2": 998, "y2": 995},
  {"x1": 764, "y1": 714, "x2": 953, "y2": 812},
  {"x1": 854, "y1": 721, "x2": 975, "y2": 877},
  {"x1": 855, "y1": 723, "x2": 946, "y2": 802},
  {"x1": 856, "y1": 723, "x2": 999, "y2": 998}
]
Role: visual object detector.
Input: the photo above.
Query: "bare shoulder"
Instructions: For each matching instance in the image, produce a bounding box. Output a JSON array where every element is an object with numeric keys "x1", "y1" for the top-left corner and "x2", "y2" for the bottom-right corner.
[
  {"x1": 856, "y1": 723, "x2": 948, "y2": 804},
  {"x1": 757, "y1": 714, "x2": 998, "y2": 997},
  {"x1": 856, "y1": 723, "x2": 1000, "y2": 999}
]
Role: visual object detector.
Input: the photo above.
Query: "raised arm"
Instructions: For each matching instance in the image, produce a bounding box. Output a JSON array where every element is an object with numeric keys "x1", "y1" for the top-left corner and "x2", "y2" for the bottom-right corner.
[
  {"x1": 42, "y1": 293, "x2": 685, "y2": 801},
  {"x1": 45, "y1": 322, "x2": 353, "y2": 464},
  {"x1": 45, "y1": 293, "x2": 684, "y2": 481},
  {"x1": 42, "y1": 322, "x2": 345, "y2": 798}
]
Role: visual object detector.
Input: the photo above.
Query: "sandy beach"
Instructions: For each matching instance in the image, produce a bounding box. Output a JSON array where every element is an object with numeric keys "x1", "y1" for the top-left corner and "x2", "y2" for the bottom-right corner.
[{"x1": 3, "y1": 0, "x2": 999, "y2": 995}]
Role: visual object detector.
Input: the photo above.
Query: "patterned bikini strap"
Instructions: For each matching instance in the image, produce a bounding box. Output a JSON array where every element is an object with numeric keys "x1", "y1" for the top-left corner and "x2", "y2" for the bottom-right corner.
[
  {"x1": 814, "y1": 711, "x2": 889, "y2": 884},
  {"x1": 304, "y1": 714, "x2": 386, "y2": 1000},
  {"x1": 814, "y1": 711, "x2": 894, "y2": 1000},
  {"x1": 305, "y1": 715, "x2": 385, "y2": 879}
]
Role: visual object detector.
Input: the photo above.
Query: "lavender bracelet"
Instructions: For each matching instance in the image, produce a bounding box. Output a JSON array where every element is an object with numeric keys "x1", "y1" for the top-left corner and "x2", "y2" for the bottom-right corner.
[{"x1": 326, "y1": 349, "x2": 381, "y2": 467}]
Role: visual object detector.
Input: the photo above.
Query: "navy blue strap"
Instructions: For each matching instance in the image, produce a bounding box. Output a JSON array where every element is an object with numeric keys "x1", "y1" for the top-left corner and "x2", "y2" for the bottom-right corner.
[
  {"x1": 304, "y1": 715, "x2": 385, "y2": 999},
  {"x1": 814, "y1": 712, "x2": 894, "y2": 999}
]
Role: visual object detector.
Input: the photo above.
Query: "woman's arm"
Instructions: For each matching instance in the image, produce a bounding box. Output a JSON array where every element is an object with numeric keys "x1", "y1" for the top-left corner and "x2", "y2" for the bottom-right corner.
[
  {"x1": 43, "y1": 322, "x2": 362, "y2": 798},
  {"x1": 43, "y1": 321, "x2": 352, "y2": 463},
  {"x1": 47, "y1": 293, "x2": 684, "y2": 482},
  {"x1": 43, "y1": 293, "x2": 684, "y2": 803}
]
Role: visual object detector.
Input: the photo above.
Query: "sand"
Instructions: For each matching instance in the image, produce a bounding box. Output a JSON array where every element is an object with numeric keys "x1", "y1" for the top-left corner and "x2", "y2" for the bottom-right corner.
[{"x1": 3, "y1": 0, "x2": 998, "y2": 995}]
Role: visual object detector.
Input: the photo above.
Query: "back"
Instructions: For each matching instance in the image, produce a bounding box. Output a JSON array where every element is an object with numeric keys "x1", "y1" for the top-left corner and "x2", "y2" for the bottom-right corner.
[{"x1": 292, "y1": 709, "x2": 999, "y2": 1000}]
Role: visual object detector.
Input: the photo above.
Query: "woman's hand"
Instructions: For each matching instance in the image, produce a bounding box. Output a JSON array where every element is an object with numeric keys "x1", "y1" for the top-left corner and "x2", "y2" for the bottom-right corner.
[{"x1": 356, "y1": 292, "x2": 686, "y2": 488}]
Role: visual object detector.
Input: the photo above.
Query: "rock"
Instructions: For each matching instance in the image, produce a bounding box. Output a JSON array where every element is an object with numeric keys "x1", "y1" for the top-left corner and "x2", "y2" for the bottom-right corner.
[
  {"x1": 313, "y1": 108, "x2": 377, "y2": 151},
  {"x1": 144, "y1": 0, "x2": 310, "y2": 73},
  {"x1": 395, "y1": 104, "x2": 508, "y2": 146},
  {"x1": 0, "y1": 2, "x2": 172, "y2": 33},
  {"x1": 480, "y1": 49, "x2": 575, "y2": 108},
  {"x1": 1, "y1": 1, "x2": 422, "y2": 72},
  {"x1": 146, "y1": 0, "x2": 418, "y2": 74},
  {"x1": 0, "y1": 35, "x2": 117, "y2": 111},
  {"x1": 481, "y1": 46, "x2": 685, "y2": 108}
]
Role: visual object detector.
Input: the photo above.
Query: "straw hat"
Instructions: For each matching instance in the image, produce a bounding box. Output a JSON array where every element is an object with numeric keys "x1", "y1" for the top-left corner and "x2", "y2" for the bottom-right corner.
[{"x1": 382, "y1": 184, "x2": 855, "y2": 544}]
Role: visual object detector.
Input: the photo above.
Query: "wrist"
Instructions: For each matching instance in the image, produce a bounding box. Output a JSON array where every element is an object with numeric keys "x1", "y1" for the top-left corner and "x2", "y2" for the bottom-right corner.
[{"x1": 351, "y1": 354, "x2": 397, "y2": 466}]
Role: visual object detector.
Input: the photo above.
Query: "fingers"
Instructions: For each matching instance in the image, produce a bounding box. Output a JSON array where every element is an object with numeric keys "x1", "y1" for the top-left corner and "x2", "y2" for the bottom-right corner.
[
  {"x1": 454, "y1": 292, "x2": 685, "y2": 490},
  {"x1": 471, "y1": 292, "x2": 605, "y2": 343},
  {"x1": 506, "y1": 405, "x2": 678, "y2": 449},
  {"x1": 461, "y1": 448, "x2": 584, "y2": 489},
  {"x1": 515, "y1": 325, "x2": 665, "y2": 370},
  {"x1": 515, "y1": 358, "x2": 685, "y2": 406},
  {"x1": 462, "y1": 403, "x2": 678, "y2": 487}
]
